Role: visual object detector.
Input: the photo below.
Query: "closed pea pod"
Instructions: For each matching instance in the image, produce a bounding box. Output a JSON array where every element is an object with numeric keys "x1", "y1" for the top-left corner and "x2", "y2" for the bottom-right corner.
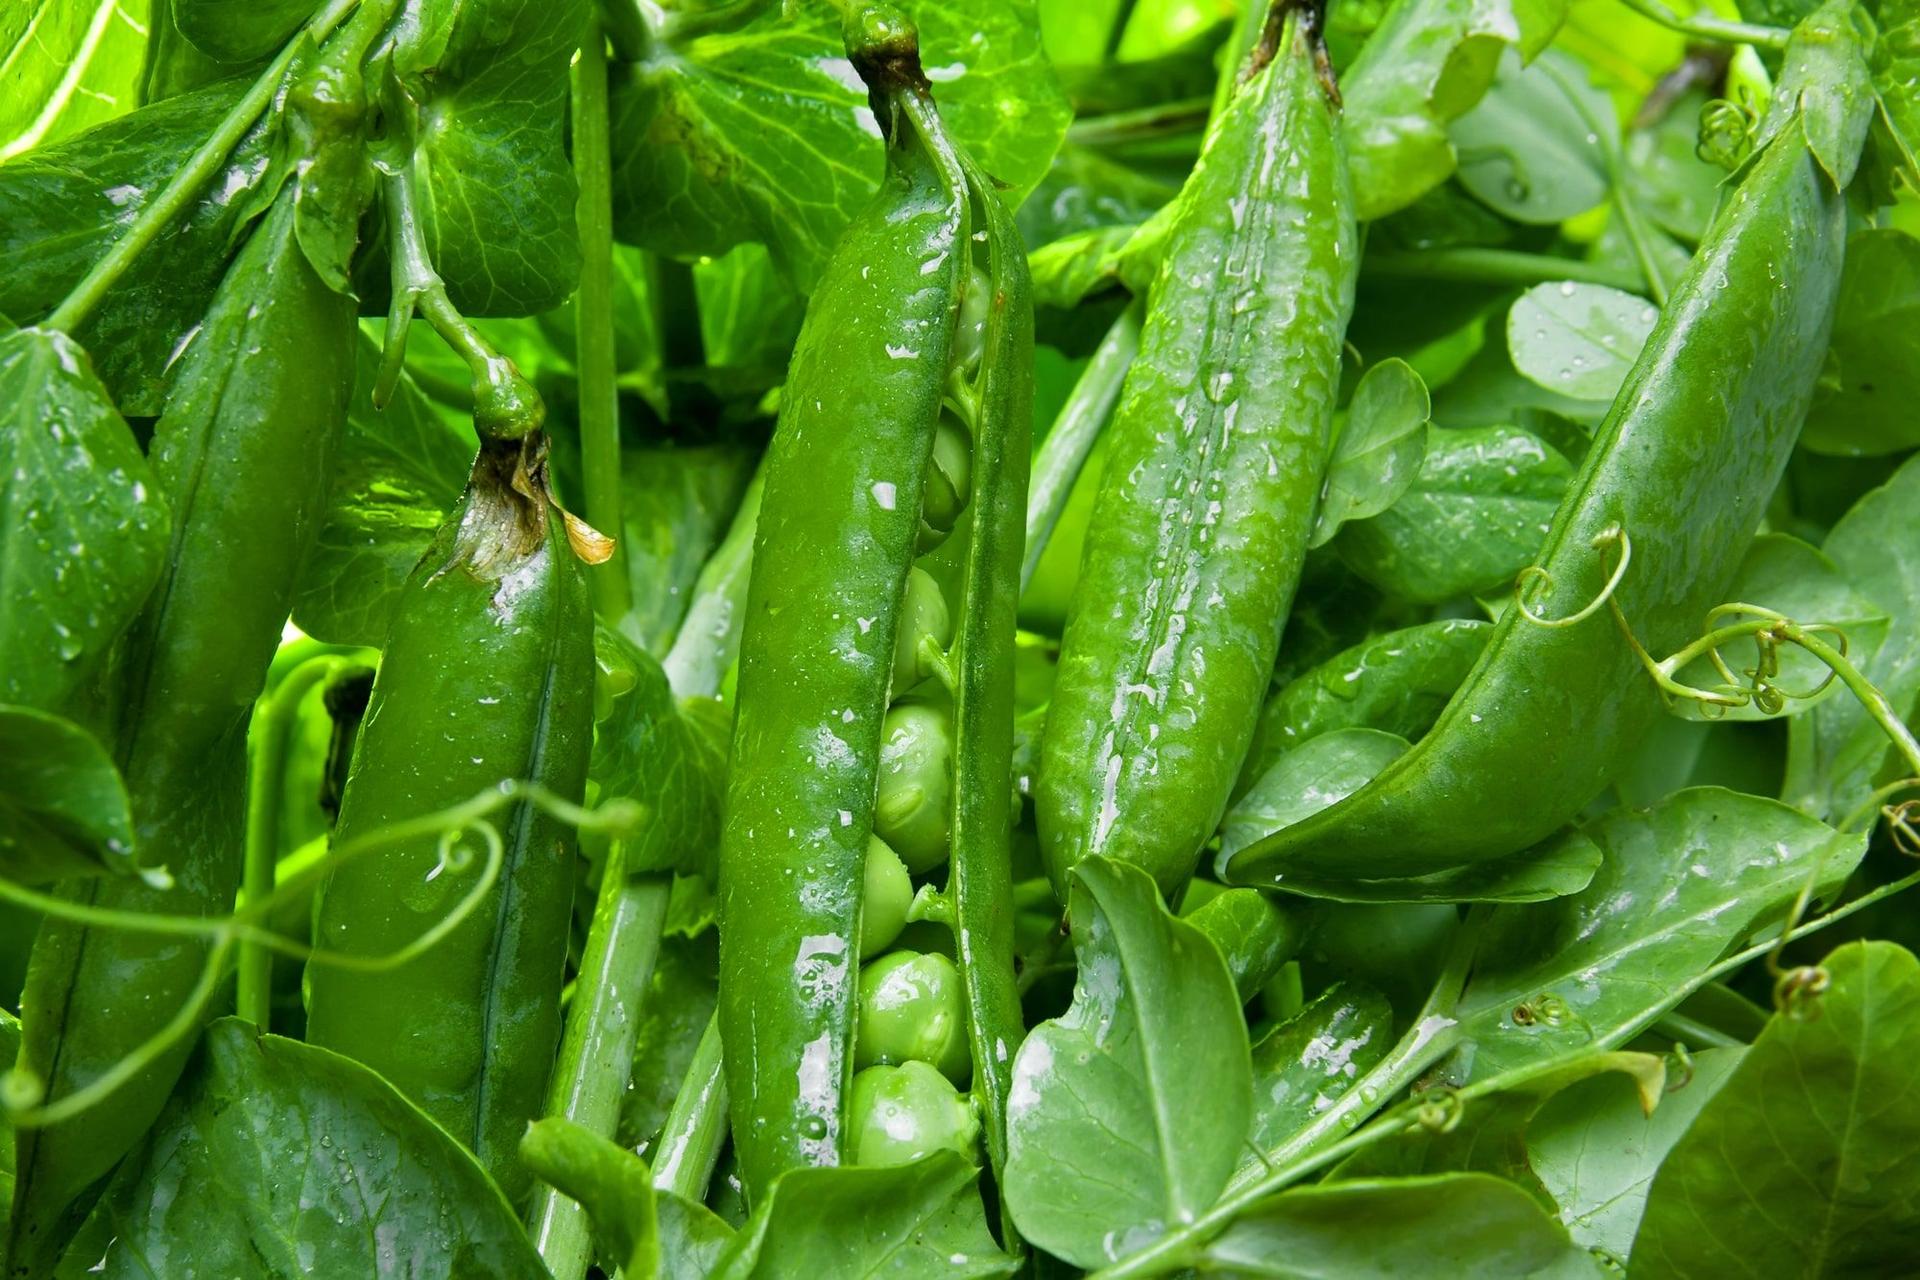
[
  {"x1": 6, "y1": 81, "x2": 370, "y2": 1263},
  {"x1": 304, "y1": 427, "x2": 593, "y2": 1206},
  {"x1": 1222, "y1": 10, "x2": 1859, "y2": 887},
  {"x1": 1036, "y1": 0, "x2": 1358, "y2": 905}
]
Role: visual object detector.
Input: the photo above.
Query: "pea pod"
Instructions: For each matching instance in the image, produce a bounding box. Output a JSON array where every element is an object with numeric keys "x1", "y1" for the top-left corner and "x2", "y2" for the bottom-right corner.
[
  {"x1": 716, "y1": 11, "x2": 965, "y2": 1199},
  {"x1": 716, "y1": 5, "x2": 1028, "y2": 1202},
  {"x1": 1222, "y1": 27, "x2": 1853, "y2": 886},
  {"x1": 1036, "y1": 1, "x2": 1358, "y2": 903},
  {"x1": 304, "y1": 430, "x2": 593, "y2": 1206},
  {"x1": 7, "y1": 186, "x2": 360, "y2": 1270}
]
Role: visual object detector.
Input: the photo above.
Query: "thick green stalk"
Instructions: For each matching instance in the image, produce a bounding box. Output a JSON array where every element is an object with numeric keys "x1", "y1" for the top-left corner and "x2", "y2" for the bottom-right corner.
[
  {"x1": 1361, "y1": 248, "x2": 1645, "y2": 292},
  {"x1": 236, "y1": 657, "x2": 347, "y2": 1029},
  {"x1": 526, "y1": 25, "x2": 667, "y2": 1279},
  {"x1": 651, "y1": 1015, "x2": 729, "y2": 1202},
  {"x1": 1022, "y1": 302, "x2": 1140, "y2": 592},
  {"x1": 45, "y1": 0, "x2": 363, "y2": 334},
  {"x1": 572, "y1": 17, "x2": 632, "y2": 622},
  {"x1": 1615, "y1": 0, "x2": 1789, "y2": 48},
  {"x1": 528, "y1": 840, "x2": 671, "y2": 1280}
]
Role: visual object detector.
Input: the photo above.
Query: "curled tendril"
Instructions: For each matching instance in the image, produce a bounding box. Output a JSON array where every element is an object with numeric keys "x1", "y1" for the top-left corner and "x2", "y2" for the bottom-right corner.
[
  {"x1": 0, "y1": 781, "x2": 626, "y2": 1129},
  {"x1": 1514, "y1": 524, "x2": 1631, "y2": 629},
  {"x1": 1773, "y1": 964, "x2": 1831, "y2": 1020},
  {"x1": 1665, "y1": 1043, "x2": 1696, "y2": 1092},
  {"x1": 1589, "y1": 1246, "x2": 1629, "y2": 1275},
  {"x1": 1887, "y1": 798, "x2": 1920, "y2": 858},
  {"x1": 1413, "y1": 1086, "x2": 1464, "y2": 1134},
  {"x1": 1697, "y1": 95, "x2": 1756, "y2": 171}
]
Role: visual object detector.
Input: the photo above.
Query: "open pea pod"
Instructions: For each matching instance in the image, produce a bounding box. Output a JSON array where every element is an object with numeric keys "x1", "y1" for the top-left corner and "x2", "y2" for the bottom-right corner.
[
  {"x1": 1036, "y1": 0, "x2": 1358, "y2": 904},
  {"x1": 716, "y1": 4, "x2": 1028, "y2": 1205},
  {"x1": 1223, "y1": 5, "x2": 1863, "y2": 887}
]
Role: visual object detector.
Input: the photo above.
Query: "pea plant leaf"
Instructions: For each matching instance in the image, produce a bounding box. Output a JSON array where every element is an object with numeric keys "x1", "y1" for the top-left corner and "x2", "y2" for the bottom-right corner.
[
  {"x1": 1241, "y1": 617, "x2": 1493, "y2": 794},
  {"x1": 0, "y1": 0, "x2": 150, "y2": 161},
  {"x1": 1335, "y1": 423, "x2": 1573, "y2": 605},
  {"x1": 589, "y1": 627, "x2": 725, "y2": 882},
  {"x1": 1506, "y1": 282, "x2": 1658, "y2": 402},
  {"x1": 1197, "y1": 1173, "x2": 1587, "y2": 1277},
  {"x1": 383, "y1": 0, "x2": 588, "y2": 316},
  {"x1": 1875, "y1": 0, "x2": 1920, "y2": 190},
  {"x1": 291, "y1": 330, "x2": 477, "y2": 647},
  {"x1": 1451, "y1": 787, "x2": 1868, "y2": 1086},
  {"x1": 522, "y1": 1117, "x2": 733, "y2": 1279},
  {"x1": 1448, "y1": 49, "x2": 1609, "y2": 226},
  {"x1": 1669, "y1": 532, "x2": 1889, "y2": 724},
  {"x1": 1633, "y1": 942, "x2": 1920, "y2": 1276},
  {"x1": 1004, "y1": 856, "x2": 1252, "y2": 1268},
  {"x1": 1242, "y1": 983, "x2": 1395, "y2": 1177},
  {"x1": 1340, "y1": 0, "x2": 1568, "y2": 221},
  {"x1": 1224, "y1": 729, "x2": 1412, "y2": 867},
  {"x1": 0, "y1": 703, "x2": 137, "y2": 881},
  {"x1": 0, "y1": 76, "x2": 282, "y2": 413},
  {"x1": 609, "y1": 0, "x2": 1069, "y2": 291},
  {"x1": 617, "y1": 935, "x2": 718, "y2": 1155},
  {"x1": 1526, "y1": 1046, "x2": 1744, "y2": 1263},
  {"x1": 1762, "y1": 0, "x2": 1873, "y2": 190},
  {"x1": 1800, "y1": 229, "x2": 1920, "y2": 457},
  {"x1": 85, "y1": 1020, "x2": 547, "y2": 1277},
  {"x1": 171, "y1": 0, "x2": 315, "y2": 63},
  {"x1": 1333, "y1": 1049, "x2": 1669, "y2": 1203},
  {"x1": 1785, "y1": 451, "x2": 1920, "y2": 823},
  {"x1": 0, "y1": 327, "x2": 169, "y2": 714},
  {"x1": 712, "y1": 1152, "x2": 1015, "y2": 1280},
  {"x1": 1311, "y1": 358, "x2": 1430, "y2": 548}
]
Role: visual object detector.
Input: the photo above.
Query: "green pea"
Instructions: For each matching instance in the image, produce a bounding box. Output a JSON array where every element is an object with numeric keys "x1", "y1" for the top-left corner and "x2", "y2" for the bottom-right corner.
[
  {"x1": 861, "y1": 837, "x2": 913, "y2": 957},
  {"x1": 854, "y1": 950, "x2": 969, "y2": 1082},
  {"x1": 917, "y1": 413, "x2": 973, "y2": 552},
  {"x1": 873, "y1": 702, "x2": 953, "y2": 874},
  {"x1": 846, "y1": 1061, "x2": 980, "y2": 1169},
  {"x1": 952, "y1": 266, "x2": 993, "y2": 376},
  {"x1": 891, "y1": 567, "x2": 952, "y2": 697}
]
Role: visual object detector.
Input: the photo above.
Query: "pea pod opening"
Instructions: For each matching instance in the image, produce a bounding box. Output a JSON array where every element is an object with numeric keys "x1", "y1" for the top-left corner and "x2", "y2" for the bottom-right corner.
[
  {"x1": 715, "y1": 4, "x2": 1030, "y2": 1206},
  {"x1": 715, "y1": 8, "x2": 968, "y2": 1201}
]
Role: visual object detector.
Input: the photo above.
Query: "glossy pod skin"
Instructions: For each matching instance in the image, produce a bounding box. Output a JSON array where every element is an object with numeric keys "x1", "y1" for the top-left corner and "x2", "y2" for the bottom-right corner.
[
  {"x1": 1036, "y1": 3, "x2": 1357, "y2": 904},
  {"x1": 1223, "y1": 85, "x2": 1849, "y2": 886},
  {"x1": 304, "y1": 432, "x2": 593, "y2": 1206},
  {"x1": 7, "y1": 189, "x2": 358, "y2": 1272},
  {"x1": 941, "y1": 122, "x2": 1033, "y2": 1206},
  {"x1": 716, "y1": 9, "x2": 966, "y2": 1201}
]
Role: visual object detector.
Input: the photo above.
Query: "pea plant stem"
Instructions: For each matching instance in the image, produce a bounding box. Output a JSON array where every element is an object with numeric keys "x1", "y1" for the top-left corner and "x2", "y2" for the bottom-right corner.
[
  {"x1": 1795, "y1": 630, "x2": 1920, "y2": 781},
  {"x1": 1615, "y1": 0, "x2": 1790, "y2": 50},
  {"x1": 237, "y1": 657, "x2": 356, "y2": 1030},
  {"x1": 1361, "y1": 247, "x2": 1646, "y2": 292},
  {"x1": 651, "y1": 1013, "x2": 730, "y2": 1202},
  {"x1": 528, "y1": 839, "x2": 673, "y2": 1280},
  {"x1": 1021, "y1": 301, "x2": 1140, "y2": 591},
  {"x1": 572, "y1": 16, "x2": 633, "y2": 623},
  {"x1": 44, "y1": 0, "x2": 364, "y2": 335}
]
